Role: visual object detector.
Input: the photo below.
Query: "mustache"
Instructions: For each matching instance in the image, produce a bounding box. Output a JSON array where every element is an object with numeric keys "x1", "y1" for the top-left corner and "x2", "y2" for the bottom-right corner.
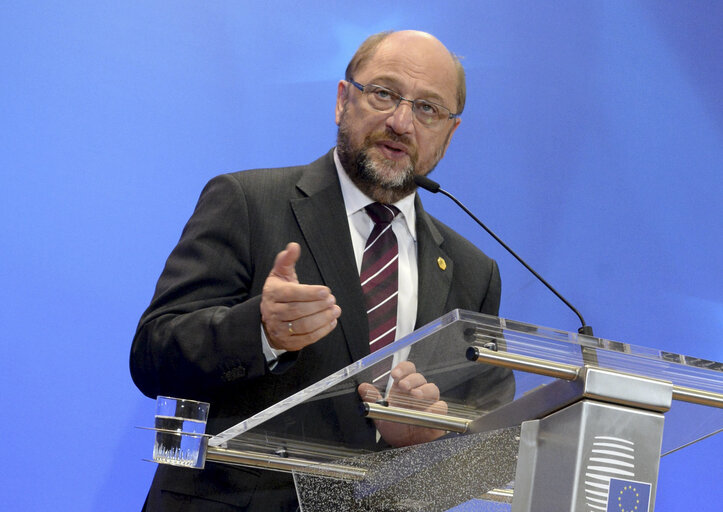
[{"x1": 365, "y1": 129, "x2": 414, "y2": 149}]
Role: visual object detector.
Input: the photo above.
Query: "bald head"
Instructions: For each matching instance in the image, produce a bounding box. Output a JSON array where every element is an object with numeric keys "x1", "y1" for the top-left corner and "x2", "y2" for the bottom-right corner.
[{"x1": 345, "y1": 30, "x2": 466, "y2": 114}]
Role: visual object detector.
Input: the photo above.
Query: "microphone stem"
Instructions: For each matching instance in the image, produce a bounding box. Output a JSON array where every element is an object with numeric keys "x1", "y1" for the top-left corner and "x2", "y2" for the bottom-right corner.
[{"x1": 437, "y1": 188, "x2": 592, "y2": 336}]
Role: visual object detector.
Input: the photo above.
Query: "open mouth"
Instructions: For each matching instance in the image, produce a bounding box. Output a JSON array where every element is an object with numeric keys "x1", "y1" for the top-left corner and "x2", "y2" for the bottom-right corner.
[{"x1": 377, "y1": 141, "x2": 408, "y2": 160}]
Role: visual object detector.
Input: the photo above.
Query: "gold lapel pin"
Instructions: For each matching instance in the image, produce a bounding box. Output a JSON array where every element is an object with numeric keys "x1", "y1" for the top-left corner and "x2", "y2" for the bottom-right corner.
[{"x1": 437, "y1": 257, "x2": 447, "y2": 271}]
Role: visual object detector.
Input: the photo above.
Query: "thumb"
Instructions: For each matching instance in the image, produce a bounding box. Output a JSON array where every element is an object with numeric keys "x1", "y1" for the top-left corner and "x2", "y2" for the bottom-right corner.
[{"x1": 270, "y1": 242, "x2": 301, "y2": 282}]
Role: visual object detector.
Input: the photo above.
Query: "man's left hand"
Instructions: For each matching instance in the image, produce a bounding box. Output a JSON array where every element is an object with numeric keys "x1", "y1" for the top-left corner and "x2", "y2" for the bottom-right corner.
[{"x1": 358, "y1": 361, "x2": 448, "y2": 447}]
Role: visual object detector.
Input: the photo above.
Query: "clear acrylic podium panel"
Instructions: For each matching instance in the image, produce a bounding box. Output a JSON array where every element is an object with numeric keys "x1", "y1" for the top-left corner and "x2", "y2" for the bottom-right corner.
[{"x1": 209, "y1": 310, "x2": 722, "y2": 510}]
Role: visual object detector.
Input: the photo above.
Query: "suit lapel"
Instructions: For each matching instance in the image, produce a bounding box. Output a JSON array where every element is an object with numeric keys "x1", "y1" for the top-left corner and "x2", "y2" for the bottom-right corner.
[
  {"x1": 290, "y1": 152, "x2": 370, "y2": 363},
  {"x1": 409, "y1": 197, "x2": 454, "y2": 369},
  {"x1": 415, "y1": 195, "x2": 453, "y2": 328}
]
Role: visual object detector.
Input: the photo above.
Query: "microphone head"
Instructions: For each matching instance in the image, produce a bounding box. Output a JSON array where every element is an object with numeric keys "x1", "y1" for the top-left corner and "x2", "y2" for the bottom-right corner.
[{"x1": 413, "y1": 175, "x2": 441, "y2": 193}]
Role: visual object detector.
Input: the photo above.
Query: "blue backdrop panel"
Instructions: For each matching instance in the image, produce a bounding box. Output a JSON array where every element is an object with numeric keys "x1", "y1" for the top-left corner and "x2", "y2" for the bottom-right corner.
[{"x1": 1, "y1": 2, "x2": 720, "y2": 510}]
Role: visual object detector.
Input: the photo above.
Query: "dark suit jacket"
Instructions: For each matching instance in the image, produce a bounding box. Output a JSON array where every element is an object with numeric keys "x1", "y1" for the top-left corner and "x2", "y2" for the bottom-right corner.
[{"x1": 130, "y1": 150, "x2": 509, "y2": 511}]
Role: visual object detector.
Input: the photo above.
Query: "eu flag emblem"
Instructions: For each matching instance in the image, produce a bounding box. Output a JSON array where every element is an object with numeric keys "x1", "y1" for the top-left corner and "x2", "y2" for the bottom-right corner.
[{"x1": 606, "y1": 478, "x2": 651, "y2": 512}]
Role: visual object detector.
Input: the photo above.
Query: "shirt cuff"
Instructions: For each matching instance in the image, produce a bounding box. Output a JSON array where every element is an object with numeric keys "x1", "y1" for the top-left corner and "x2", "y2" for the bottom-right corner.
[{"x1": 261, "y1": 324, "x2": 287, "y2": 369}]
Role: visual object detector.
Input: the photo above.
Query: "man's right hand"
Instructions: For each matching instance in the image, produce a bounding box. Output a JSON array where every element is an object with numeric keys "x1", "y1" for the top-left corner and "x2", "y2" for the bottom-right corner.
[{"x1": 260, "y1": 242, "x2": 341, "y2": 351}]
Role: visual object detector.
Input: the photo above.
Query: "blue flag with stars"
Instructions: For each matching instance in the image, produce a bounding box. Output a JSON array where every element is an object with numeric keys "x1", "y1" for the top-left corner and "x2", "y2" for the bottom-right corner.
[{"x1": 607, "y1": 478, "x2": 651, "y2": 512}]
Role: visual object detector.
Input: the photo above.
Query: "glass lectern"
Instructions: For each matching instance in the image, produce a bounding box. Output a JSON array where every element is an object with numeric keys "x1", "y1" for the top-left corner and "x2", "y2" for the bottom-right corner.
[{"x1": 146, "y1": 310, "x2": 722, "y2": 511}]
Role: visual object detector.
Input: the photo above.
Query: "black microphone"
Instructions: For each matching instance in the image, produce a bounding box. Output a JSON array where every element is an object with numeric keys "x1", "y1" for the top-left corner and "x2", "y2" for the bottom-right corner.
[{"x1": 414, "y1": 174, "x2": 593, "y2": 336}]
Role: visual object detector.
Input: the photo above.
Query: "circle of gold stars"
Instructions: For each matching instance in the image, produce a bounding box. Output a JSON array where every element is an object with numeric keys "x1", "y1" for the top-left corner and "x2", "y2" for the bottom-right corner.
[{"x1": 617, "y1": 484, "x2": 641, "y2": 511}]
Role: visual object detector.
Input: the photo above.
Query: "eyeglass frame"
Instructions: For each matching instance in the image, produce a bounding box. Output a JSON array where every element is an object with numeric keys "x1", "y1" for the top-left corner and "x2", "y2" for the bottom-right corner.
[{"x1": 347, "y1": 78, "x2": 460, "y2": 126}]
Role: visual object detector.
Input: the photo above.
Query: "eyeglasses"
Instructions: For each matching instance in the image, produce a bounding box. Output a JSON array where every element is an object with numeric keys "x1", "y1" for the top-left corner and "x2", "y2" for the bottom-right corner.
[{"x1": 347, "y1": 79, "x2": 459, "y2": 127}]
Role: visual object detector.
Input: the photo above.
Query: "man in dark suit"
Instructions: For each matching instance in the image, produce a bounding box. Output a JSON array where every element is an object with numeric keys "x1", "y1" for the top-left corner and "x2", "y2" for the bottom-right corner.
[{"x1": 131, "y1": 30, "x2": 511, "y2": 510}]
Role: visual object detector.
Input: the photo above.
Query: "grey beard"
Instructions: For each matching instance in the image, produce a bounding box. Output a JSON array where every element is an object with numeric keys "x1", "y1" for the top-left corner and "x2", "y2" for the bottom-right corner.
[{"x1": 336, "y1": 128, "x2": 418, "y2": 204}]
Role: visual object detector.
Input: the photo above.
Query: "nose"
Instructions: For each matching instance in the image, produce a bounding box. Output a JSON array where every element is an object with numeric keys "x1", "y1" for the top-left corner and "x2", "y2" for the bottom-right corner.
[{"x1": 385, "y1": 99, "x2": 415, "y2": 135}]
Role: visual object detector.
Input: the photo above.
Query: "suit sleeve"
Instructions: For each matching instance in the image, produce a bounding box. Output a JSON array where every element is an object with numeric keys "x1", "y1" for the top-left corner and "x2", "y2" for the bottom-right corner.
[
  {"x1": 130, "y1": 174, "x2": 268, "y2": 401},
  {"x1": 480, "y1": 259, "x2": 502, "y2": 316}
]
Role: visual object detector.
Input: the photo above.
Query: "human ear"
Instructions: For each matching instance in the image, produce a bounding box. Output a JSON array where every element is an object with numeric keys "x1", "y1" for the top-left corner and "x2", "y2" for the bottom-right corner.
[{"x1": 335, "y1": 80, "x2": 349, "y2": 126}]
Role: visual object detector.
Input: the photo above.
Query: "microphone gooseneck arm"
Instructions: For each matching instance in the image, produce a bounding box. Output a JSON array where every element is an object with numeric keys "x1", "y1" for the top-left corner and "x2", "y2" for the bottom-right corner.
[{"x1": 414, "y1": 175, "x2": 593, "y2": 336}]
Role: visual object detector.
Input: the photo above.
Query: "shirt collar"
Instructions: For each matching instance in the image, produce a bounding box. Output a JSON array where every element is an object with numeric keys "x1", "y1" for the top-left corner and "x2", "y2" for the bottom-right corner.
[{"x1": 333, "y1": 148, "x2": 417, "y2": 240}]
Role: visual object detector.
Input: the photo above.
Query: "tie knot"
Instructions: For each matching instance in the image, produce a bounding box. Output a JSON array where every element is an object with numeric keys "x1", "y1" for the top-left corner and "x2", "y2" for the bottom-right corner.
[{"x1": 365, "y1": 203, "x2": 399, "y2": 226}]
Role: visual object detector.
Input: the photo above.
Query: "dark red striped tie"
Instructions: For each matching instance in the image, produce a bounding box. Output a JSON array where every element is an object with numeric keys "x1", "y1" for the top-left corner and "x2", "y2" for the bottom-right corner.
[{"x1": 361, "y1": 203, "x2": 400, "y2": 353}]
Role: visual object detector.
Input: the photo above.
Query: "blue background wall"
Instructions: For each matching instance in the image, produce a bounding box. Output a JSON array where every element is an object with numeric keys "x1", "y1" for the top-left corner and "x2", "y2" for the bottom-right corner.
[{"x1": 1, "y1": 1, "x2": 720, "y2": 510}]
